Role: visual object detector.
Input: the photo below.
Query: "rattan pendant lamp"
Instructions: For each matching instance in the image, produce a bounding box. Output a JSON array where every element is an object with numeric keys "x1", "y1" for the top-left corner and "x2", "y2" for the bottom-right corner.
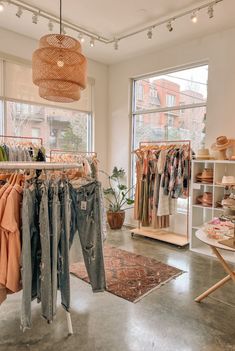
[{"x1": 32, "y1": 0, "x2": 87, "y2": 103}]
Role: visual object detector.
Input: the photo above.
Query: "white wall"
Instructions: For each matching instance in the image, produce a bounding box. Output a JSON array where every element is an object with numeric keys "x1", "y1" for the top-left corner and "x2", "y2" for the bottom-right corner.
[
  {"x1": 0, "y1": 27, "x2": 109, "y2": 172},
  {"x1": 108, "y1": 27, "x2": 235, "y2": 225}
]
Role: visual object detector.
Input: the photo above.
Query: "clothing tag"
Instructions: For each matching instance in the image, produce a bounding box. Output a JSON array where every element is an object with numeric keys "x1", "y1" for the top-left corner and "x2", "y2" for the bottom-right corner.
[
  {"x1": 81, "y1": 201, "x2": 87, "y2": 210},
  {"x1": 29, "y1": 184, "x2": 35, "y2": 192}
]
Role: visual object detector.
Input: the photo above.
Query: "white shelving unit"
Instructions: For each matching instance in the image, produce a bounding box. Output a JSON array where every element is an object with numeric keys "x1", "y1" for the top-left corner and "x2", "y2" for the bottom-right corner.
[{"x1": 190, "y1": 160, "x2": 235, "y2": 263}]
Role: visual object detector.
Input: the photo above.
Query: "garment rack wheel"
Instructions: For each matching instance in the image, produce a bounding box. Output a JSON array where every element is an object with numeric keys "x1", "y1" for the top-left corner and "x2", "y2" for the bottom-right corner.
[{"x1": 131, "y1": 232, "x2": 135, "y2": 238}]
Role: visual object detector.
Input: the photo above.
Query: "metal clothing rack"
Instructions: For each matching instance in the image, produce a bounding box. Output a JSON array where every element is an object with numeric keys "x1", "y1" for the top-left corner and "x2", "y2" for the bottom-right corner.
[
  {"x1": 131, "y1": 139, "x2": 191, "y2": 247},
  {"x1": 0, "y1": 161, "x2": 80, "y2": 336},
  {"x1": 50, "y1": 149, "x2": 97, "y2": 160},
  {"x1": 0, "y1": 135, "x2": 43, "y2": 146}
]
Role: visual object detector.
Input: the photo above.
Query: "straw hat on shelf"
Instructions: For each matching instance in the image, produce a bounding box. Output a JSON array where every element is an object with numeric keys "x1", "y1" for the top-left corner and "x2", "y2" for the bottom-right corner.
[{"x1": 196, "y1": 192, "x2": 213, "y2": 207}]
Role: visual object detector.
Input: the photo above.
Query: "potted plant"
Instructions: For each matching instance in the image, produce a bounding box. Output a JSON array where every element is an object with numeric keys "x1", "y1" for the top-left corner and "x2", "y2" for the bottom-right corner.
[{"x1": 102, "y1": 167, "x2": 134, "y2": 230}]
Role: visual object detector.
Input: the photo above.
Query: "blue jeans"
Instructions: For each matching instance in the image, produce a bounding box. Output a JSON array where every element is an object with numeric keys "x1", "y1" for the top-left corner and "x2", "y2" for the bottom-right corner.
[
  {"x1": 39, "y1": 181, "x2": 53, "y2": 322},
  {"x1": 69, "y1": 181, "x2": 106, "y2": 292},
  {"x1": 58, "y1": 182, "x2": 71, "y2": 312},
  {"x1": 21, "y1": 182, "x2": 41, "y2": 331}
]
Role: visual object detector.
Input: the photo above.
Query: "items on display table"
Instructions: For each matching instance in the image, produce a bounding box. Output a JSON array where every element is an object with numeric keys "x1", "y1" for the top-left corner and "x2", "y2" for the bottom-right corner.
[
  {"x1": 134, "y1": 141, "x2": 191, "y2": 230},
  {"x1": 0, "y1": 135, "x2": 46, "y2": 162},
  {"x1": 195, "y1": 148, "x2": 214, "y2": 160},
  {"x1": 0, "y1": 163, "x2": 106, "y2": 333},
  {"x1": 203, "y1": 217, "x2": 234, "y2": 240},
  {"x1": 196, "y1": 168, "x2": 213, "y2": 184},
  {"x1": 196, "y1": 192, "x2": 212, "y2": 207}
]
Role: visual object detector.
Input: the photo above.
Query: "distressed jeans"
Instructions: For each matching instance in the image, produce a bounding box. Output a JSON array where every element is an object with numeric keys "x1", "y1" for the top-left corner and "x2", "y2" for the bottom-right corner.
[
  {"x1": 39, "y1": 182, "x2": 53, "y2": 322},
  {"x1": 58, "y1": 182, "x2": 71, "y2": 311},
  {"x1": 69, "y1": 181, "x2": 106, "y2": 292},
  {"x1": 21, "y1": 182, "x2": 41, "y2": 331}
]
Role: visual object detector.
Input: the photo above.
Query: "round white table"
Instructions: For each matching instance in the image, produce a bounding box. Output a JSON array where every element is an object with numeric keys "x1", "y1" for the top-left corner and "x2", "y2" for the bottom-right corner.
[{"x1": 195, "y1": 229, "x2": 235, "y2": 302}]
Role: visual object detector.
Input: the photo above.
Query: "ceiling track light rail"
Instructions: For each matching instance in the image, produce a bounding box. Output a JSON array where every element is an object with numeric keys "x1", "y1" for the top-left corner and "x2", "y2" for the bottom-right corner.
[{"x1": 5, "y1": 0, "x2": 223, "y2": 47}]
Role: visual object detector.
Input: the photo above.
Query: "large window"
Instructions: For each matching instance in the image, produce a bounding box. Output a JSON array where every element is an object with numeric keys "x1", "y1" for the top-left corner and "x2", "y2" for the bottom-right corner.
[
  {"x1": 0, "y1": 59, "x2": 93, "y2": 152},
  {"x1": 131, "y1": 63, "x2": 208, "y2": 183}
]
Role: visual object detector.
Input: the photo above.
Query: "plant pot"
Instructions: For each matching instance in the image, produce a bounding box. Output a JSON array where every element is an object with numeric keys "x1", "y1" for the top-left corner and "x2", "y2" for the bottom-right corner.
[{"x1": 107, "y1": 211, "x2": 125, "y2": 230}]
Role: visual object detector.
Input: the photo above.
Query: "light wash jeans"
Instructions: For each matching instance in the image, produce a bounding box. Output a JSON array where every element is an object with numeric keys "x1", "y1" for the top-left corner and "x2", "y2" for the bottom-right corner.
[
  {"x1": 69, "y1": 181, "x2": 106, "y2": 292},
  {"x1": 21, "y1": 182, "x2": 41, "y2": 331}
]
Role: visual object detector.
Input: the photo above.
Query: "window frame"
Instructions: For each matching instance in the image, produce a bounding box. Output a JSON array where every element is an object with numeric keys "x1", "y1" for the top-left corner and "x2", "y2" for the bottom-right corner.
[
  {"x1": 0, "y1": 57, "x2": 94, "y2": 153},
  {"x1": 130, "y1": 61, "x2": 208, "y2": 187}
]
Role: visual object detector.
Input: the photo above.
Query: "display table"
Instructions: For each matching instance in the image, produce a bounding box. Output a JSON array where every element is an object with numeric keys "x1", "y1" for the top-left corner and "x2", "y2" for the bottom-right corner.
[{"x1": 195, "y1": 229, "x2": 235, "y2": 302}]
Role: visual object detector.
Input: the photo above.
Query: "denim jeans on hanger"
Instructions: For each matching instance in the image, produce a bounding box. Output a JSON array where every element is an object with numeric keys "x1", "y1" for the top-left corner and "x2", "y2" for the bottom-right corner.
[
  {"x1": 51, "y1": 182, "x2": 61, "y2": 317},
  {"x1": 58, "y1": 181, "x2": 71, "y2": 312},
  {"x1": 39, "y1": 181, "x2": 53, "y2": 322},
  {"x1": 21, "y1": 182, "x2": 41, "y2": 331},
  {"x1": 69, "y1": 181, "x2": 106, "y2": 292}
]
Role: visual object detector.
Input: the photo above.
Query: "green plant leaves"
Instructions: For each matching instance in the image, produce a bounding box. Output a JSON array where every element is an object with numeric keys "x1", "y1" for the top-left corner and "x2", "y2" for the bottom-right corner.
[
  {"x1": 111, "y1": 167, "x2": 125, "y2": 180},
  {"x1": 126, "y1": 198, "x2": 135, "y2": 205}
]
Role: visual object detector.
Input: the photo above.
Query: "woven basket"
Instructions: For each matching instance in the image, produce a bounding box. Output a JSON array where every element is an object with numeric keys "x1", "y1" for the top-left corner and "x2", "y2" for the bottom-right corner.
[{"x1": 32, "y1": 34, "x2": 87, "y2": 103}]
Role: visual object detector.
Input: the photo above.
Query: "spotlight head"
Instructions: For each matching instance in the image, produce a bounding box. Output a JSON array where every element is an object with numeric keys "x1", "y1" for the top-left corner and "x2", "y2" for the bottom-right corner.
[
  {"x1": 208, "y1": 5, "x2": 214, "y2": 19},
  {"x1": 147, "y1": 28, "x2": 153, "y2": 40},
  {"x1": 48, "y1": 20, "x2": 54, "y2": 31},
  {"x1": 191, "y1": 11, "x2": 198, "y2": 23},
  {"x1": 167, "y1": 21, "x2": 173, "y2": 32},
  {"x1": 16, "y1": 6, "x2": 23, "y2": 18},
  {"x1": 114, "y1": 39, "x2": 119, "y2": 50},
  {"x1": 32, "y1": 12, "x2": 38, "y2": 24},
  {"x1": 78, "y1": 32, "x2": 85, "y2": 43},
  {"x1": 0, "y1": 1, "x2": 5, "y2": 12},
  {"x1": 90, "y1": 38, "x2": 95, "y2": 47}
]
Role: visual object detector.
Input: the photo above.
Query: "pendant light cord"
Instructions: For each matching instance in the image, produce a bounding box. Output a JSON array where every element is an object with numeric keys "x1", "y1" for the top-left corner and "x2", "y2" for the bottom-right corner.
[{"x1": 59, "y1": 0, "x2": 62, "y2": 35}]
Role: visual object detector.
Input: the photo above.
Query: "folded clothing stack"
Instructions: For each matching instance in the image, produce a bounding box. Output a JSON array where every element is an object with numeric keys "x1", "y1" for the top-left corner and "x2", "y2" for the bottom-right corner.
[{"x1": 204, "y1": 217, "x2": 234, "y2": 239}]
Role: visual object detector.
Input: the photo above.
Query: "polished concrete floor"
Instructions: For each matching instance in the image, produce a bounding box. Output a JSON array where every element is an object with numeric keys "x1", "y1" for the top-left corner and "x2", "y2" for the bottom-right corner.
[{"x1": 0, "y1": 227, "x2": 235, "y2": 351}]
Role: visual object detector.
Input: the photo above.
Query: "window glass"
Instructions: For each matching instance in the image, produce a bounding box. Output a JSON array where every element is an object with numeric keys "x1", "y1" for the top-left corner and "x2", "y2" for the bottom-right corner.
[
  {"x1": 134, "y1": 65, "x2": 208, "y2": 112},
  {"x1": 5, "y1": 61, "x2": 92, "y2": 112},
  {"x1": 6, "y1": 101, "x2": 91, "y2": 152},
  {"x1": 133, "y1": 106, "x2": 206, "y2": 152}
]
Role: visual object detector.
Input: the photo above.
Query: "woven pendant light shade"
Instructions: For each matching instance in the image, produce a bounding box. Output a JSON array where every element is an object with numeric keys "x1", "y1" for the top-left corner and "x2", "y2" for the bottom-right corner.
[{"x1": 32, "y1": 34, "x2": 87, "y2": 103}]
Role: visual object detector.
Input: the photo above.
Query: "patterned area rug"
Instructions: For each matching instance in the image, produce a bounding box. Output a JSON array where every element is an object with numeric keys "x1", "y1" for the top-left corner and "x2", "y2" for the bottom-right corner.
[{"x1": 70, "y1": 245, "x2": 183, "y2": 303}]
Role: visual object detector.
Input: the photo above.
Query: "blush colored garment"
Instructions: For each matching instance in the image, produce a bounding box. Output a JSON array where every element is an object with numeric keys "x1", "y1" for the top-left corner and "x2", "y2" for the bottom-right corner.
[
  {"x1": 1, "y1": 184, "x2": 23, "y2": 292},
  {"x1": 0, "y1": 183, "x2": 13, "y2": 304},
  {"x1": 0, "y1": 184, "x2": 22, "y2": 302}
]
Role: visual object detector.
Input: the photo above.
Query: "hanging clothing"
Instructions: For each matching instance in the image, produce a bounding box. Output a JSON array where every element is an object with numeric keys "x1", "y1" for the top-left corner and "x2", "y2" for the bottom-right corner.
[{"x1": 133, "y1": 144, "x2": 190, "y2": 230}]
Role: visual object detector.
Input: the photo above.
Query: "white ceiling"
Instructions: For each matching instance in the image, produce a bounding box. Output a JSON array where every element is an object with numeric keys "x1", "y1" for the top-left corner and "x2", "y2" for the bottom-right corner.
[{"x1": 0, "y1": 0, "x2": 234, "y2": 64}]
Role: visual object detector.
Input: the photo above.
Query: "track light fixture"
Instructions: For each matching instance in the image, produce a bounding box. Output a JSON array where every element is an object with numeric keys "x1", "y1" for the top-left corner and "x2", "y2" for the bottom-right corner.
[
  {"x1": 48, "y1": 19, "x2": 53, "y2": 31},
  {"x1": 0, "y1": 1, "x2": 5, "y2": 12},
  {"x1": 16, "y1": 6, "x2": 23, "y2": 18},
  {"x1": 78, "y1": 32, "x2": 85, "y2": 43},
  {"x1": 166, "y1": 21, "x2": 173, "y2": 32},
  {"x1": 2, "y1": 0, "x2": 224, "y2": 48},
  {"x1": 32, "y1": 12, "x2": 38, "y2": 24},
  {"x1": 90, "y1": 38, "x2": 95, "y2": 47},
  {"x1": 114, "y1": 39, "x2": 119, "y2": 50},
  {"x1": 147, "y1": 28, "x2": 153, "y2": 39},
  {"x1": 208, "y1": 5, "x2": 214, "y2": 18},
  {"x1": 191, "y1": 11, "x2": 198, "y2": 23}
]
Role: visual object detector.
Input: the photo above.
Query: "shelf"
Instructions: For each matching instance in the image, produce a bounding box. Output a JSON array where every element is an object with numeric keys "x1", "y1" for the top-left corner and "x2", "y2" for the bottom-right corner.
[
  {"x1": 193, "y1": 182, "x2": 213, "y2": 186},
  {"x1": 193, "y1": 160, "x2": 235, "y2": 164},
  {"x1": 130, "y1": 227, "x2": 189, "y2": 247},
  {"x1": 192, "y1": 204, "x2": 213, "y2": 209}
]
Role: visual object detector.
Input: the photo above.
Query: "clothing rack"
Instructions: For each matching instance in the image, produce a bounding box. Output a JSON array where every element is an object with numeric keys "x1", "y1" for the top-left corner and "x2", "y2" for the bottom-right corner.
[
  {"x1": 0, "y1": 135, "x2": 43, "y2": 146},
  {"x1": 131, "y1": 140, "x2": 191, "y2": 247},
  {"x1": 0, "y1": 161, "x2": 77, "y2": 336},
  {"x1": 0, "y1": 161, "x2": 81, "y2": 170},
  {"x1": 50, "y1": 149, "x2": 97, "y2": 160}
]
